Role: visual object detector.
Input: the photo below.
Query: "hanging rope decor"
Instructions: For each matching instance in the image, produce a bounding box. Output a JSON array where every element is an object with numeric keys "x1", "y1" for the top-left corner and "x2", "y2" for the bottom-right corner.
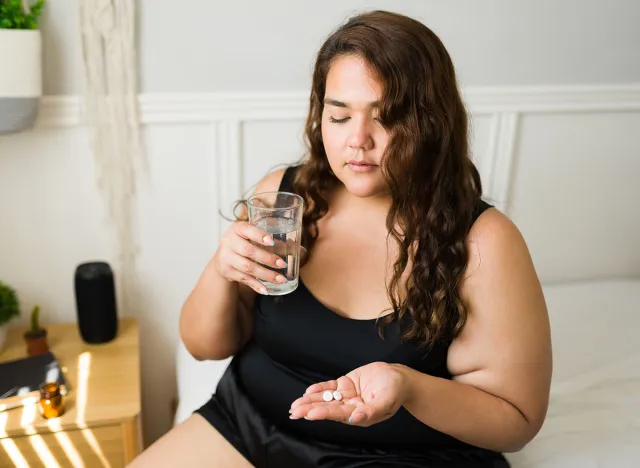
[{"x1": 78, "y1": 0, "x2": 144, "y2": 312}]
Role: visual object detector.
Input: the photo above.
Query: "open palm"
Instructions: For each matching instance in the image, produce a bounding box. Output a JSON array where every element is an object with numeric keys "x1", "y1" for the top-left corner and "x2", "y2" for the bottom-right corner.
[{"x1": 289, "y1": 362, "x2": 407, "y2": 427}]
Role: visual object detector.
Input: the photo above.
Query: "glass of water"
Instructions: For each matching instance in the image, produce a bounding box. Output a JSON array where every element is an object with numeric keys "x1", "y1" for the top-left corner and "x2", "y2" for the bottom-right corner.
[{"x1": 247, "y1": 191, "x2": 304, "y2": 295}]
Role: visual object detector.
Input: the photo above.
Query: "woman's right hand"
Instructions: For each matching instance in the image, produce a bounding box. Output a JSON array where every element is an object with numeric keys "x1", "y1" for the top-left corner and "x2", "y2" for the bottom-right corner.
[{"x1": 214, "y1": 221, "x2": 288, "y2": 295}]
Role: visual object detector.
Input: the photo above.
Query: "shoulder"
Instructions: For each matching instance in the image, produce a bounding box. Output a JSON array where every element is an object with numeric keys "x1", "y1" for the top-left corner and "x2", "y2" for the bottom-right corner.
[
  {"x1": 457, "y1": 206, "x2": 549, "y2": 354},
  {"x1": 464, "y1": 207, "x2": 532, "y2": 281},
  {"x1": 253, "y1": 167, "x2": 289, "y2": 194},
  {"x1": 460, "y1": 206, "x2": 546, "y2": 320}
]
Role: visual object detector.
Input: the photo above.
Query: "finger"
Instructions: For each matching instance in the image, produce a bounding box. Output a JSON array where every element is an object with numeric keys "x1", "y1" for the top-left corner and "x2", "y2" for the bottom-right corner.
[
  {"x1": 291, "y1": 388, "x2": 358, "y2": 410},
  {"x1": 349, "y1": 402, "x2": 394, "y2": 427},
  {"x1": 306, "y1": 403, "x2": 356, "y2": 423},
  {"x1": 232, "y1": 237, "x2": 287, "y2": 270},
  {"x1": 304, "y1": 380, "x2": 338, "y2": 395},
  {"x1": 290, "y1": 400, "x2": 347, "y2": 420},
  {"x1": 290, "y1": 401, "x2": 355, "y2": 421},
  {"x1": 348, "y1": 406, "x2": 370, "y2": 425},
  {"x1": 228, "y1": 269, "x2": 270, "y2": 295},
  {"x1": 235, "y1": 221, "x2": 276, "y2": 247},
  {"x1": 230, "y1": 254, "x2": 287, "y2": 285},
  {"x1": 216, "y1": 249, "x2": 270, "y2": 294}
]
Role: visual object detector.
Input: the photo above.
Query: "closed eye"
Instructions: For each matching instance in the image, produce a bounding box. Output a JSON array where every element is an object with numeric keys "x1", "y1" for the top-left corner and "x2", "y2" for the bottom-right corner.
[{"x1": 329, "y1": 116, "x2": 350, "y2": 124}]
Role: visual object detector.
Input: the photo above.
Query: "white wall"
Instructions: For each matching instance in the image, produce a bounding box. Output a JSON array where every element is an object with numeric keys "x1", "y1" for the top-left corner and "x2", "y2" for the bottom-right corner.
[
  {"x1": 1, "y1": 0, "x2": 639, "y2": 449},
  {"x1": 41, "y1": 0, "x2": 640, "y2": 94}
]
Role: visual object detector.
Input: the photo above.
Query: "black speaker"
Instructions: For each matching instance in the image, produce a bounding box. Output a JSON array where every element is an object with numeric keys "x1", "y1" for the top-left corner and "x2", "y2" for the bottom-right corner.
[{"x1": 74, "y1": 261, "x2": 118, "y2": 344}]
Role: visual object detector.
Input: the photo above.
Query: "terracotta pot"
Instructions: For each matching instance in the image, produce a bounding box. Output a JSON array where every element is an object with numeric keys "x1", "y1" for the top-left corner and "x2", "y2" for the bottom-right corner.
[{"x1": 24, "y1": 329, "x2": 49, "y2": 356}]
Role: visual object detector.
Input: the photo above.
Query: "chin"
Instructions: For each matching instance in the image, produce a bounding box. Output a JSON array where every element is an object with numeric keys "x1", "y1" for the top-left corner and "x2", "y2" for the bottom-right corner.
[{"x1": 341, "y1": 175, "x2": 387, "y2": 198}]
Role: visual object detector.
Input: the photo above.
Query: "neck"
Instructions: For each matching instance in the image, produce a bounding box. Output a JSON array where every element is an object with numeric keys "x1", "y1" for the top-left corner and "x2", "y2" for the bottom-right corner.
[{"x1": 336, "y1": 185, "x2": 392, "y2": 216}]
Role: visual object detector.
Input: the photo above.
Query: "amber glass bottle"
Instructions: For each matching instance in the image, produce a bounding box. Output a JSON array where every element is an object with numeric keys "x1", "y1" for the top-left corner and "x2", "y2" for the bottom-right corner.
[{"x1": 39, "y1": 382, "x2": 64, "y2": 419}]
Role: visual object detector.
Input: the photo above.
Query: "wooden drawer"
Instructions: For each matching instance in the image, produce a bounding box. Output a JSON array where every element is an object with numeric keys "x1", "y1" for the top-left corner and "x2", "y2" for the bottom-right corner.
[{"x1": 0, "y1": 424, "x2": 125, "y2": 468}]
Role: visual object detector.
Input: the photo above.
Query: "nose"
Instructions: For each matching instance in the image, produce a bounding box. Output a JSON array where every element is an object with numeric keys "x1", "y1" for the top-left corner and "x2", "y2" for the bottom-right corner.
[{"x1": 347, "y1": 119, "x2": 374, "y2": 151}]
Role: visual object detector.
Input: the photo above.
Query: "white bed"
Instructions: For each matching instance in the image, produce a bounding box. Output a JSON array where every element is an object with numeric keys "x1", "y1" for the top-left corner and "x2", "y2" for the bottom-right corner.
[
  {"x1": 504, "y1": 279, "x2": 640, "y2": 468},
  {"x1": 174, "y1": 278, "x2": 640, "y2": 467}
]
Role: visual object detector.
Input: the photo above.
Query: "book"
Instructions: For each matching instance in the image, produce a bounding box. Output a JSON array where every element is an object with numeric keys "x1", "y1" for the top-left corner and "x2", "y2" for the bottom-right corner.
[{"x1": 0, "y1": 352, "x2": 68, "y2": 412}]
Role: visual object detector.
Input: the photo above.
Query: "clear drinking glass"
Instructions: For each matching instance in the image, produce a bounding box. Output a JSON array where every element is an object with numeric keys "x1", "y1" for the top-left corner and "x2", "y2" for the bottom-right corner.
[{"x1": 247, "y1": 191, "x2": 304, "y2": 295}]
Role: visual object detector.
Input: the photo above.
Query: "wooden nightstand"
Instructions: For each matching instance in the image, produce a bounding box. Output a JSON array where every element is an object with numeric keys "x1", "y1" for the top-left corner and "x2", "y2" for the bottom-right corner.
[{"x1": 0, "y1": 318, "x2": 142, "y2": 467}]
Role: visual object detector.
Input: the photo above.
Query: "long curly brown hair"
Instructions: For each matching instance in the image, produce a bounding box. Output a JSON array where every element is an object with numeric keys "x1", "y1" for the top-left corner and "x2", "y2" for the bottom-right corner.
[{"x1": 292, "y1": 10, "x2": 483, "y2": 347}]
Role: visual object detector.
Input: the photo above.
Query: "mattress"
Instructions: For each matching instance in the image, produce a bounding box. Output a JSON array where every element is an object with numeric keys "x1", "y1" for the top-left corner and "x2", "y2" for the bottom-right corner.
[{"x1": 506, "y1": 279, "x2": 640, "y2": 467}]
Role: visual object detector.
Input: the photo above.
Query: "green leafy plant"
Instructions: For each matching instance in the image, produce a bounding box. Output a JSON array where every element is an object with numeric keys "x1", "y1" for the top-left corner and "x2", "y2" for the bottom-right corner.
[
  {"x1": 0, "y1": 0, "x2": 46, "y2": 30},
  {"x1": 0, "y1": 280, "x2": 20, "y2": 326}
]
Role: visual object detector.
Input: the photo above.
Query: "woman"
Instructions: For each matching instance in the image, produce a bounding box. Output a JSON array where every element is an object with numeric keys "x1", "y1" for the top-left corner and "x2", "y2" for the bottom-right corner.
[{"x1": 130, "y1": 10, "x2": 552, "y2": 467}]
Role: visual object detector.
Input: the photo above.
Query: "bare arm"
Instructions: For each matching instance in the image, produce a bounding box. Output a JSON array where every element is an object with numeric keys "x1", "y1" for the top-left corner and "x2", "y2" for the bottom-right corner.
[
  {"x1": 178, "y1": 256, "x2": 255, "y2": 360},
  {"x1": 399, "y1": 209, "x2": 552, "y2": 452},
  {"x1": 179, "y1": 168, "x2": 287, "y2": 361}
]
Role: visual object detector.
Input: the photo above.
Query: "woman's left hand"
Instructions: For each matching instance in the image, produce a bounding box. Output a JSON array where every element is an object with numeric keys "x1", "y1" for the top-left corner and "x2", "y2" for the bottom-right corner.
[{"x1": 289, "y1": 362, "x2": 409, "y2": 426}]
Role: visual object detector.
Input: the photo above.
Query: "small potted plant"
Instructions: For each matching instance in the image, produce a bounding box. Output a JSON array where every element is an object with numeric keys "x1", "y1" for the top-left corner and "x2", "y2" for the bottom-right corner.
[
  {"x1": 24, "y1": 304, "x2": 49, "y2": 356},
  {"x1": 0, "y1": 0, "x2": 46, "y2": 135},
  {"x1": 0, "y1": 280, "x2": 20, "y2": 353}
]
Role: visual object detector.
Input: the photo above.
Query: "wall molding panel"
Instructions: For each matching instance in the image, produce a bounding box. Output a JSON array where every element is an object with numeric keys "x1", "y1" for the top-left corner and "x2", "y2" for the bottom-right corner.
[{"x1": 32, "y1": 83, "x2": 640, "y2": 231}]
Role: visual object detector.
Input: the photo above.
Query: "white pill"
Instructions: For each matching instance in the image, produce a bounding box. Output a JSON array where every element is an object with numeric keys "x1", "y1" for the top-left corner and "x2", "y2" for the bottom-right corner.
[
  {"x1": 333, "y1": 391, "x2": 343, "y2": 401},
  {"x1": 322, "y1": 391, "x2": 334, "y2": 402}
]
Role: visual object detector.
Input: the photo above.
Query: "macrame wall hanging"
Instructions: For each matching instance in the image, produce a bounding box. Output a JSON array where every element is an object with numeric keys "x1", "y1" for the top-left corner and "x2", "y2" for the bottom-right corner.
[{"x1": 78, "y1": 0, "x2": 144, "y2": 312}]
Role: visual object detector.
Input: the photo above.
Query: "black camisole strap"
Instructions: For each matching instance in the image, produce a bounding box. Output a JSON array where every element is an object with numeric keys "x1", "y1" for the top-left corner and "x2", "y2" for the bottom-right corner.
[
  {"x1": 472, "y1": 199, "x2": 493, "y2": 225},
  {"x1": 278, "y1": 165, "x2": 298, "y2": 194}
]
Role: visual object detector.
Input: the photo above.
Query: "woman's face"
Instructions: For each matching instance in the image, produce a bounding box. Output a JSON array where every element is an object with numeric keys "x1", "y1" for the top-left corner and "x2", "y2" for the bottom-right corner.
[{"x1": 321, "y1": 55, "x2": 390, "y2": 198}]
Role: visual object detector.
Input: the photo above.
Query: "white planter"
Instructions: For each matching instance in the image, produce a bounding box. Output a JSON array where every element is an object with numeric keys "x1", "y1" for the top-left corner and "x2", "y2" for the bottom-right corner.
[
  {"x1": 0, "y1": 29, "x2": 42, "y2": 135},
  {"x1": 0, "y1": 324, "x2": 8, "y2": 354}
]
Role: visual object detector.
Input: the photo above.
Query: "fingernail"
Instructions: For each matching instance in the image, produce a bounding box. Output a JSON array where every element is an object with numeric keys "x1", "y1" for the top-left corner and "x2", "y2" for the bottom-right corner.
[
  {"x1": 263, "y1": 236, "x2": 275, "y2": 246},
  {"x1": 289, "y1": 415, "x2": 299, "y2": 420},
  {"x1": 275, "y1": 275, "x2": 286, "y2": 283},
  {"x1": 259, "y1": 288, "x2": 268, "y2": 295},
  {"x1": 276, "y1": 259, "x2": 286, "y2": 268},
  {"x1": 348, "y1": 416, "x2": 353, "y2": 423}
]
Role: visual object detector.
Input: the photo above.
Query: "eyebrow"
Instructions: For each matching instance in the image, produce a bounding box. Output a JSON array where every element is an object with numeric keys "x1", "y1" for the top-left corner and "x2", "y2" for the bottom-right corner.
[{"x1": 323, "y1": 98, "x2": 381, "y2": 109}]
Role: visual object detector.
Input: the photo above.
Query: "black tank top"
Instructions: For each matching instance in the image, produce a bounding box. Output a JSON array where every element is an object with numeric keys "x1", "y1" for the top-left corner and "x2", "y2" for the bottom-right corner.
[{"x1": 234, "y1": 165, "x2": 494, "y2": 453}]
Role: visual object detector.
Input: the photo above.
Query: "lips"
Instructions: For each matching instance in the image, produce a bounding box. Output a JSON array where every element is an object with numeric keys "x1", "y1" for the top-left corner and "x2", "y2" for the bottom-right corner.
[
  {"x1": 347, "y1": 160, "x2": 376, "y2": 167},
  {"x1": 347, "y1": 160, "x2": 378, "y2": 173}
]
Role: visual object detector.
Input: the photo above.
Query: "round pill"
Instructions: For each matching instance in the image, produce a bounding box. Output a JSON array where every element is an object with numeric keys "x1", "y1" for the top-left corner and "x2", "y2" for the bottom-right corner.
[
  {"x1": 322, "y1": 391, "x2": 333, "y2": 402},
  {"x1": 333, "y1": 391, "x2": 343, "y2": 401}
]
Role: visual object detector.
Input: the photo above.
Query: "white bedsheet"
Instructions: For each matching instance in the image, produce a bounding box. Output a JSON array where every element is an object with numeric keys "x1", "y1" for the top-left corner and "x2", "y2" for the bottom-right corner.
[
  {"x1": 506, "y1": 279, "x2": 640, "y2": 467},
  {"x1": 506, "y1": 353, "x2": 640, "y2": 467}
]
